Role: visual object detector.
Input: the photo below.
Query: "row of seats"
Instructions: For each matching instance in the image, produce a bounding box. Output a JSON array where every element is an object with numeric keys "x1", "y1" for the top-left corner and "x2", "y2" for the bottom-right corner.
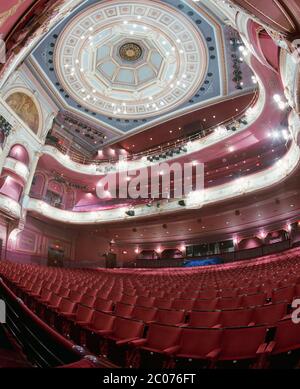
[
  {"x1": 1, "y1": 248, "x2": 300, "y2": 367},
  {"x1": 2, "y1": 247, "x2": 300, "y2": 302}
]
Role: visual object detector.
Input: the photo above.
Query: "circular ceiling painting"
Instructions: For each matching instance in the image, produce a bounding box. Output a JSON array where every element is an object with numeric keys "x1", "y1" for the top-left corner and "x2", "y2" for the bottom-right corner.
[
  {"x1": 119, "y1": 42, "x2": 143, "y2": 62},
  {"x1": 54, "y1": 0, "x2": 208, "y2": 119}
]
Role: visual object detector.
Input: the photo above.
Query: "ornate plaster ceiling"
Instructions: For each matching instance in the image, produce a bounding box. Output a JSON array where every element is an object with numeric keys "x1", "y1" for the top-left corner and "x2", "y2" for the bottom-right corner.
[
  {"x1": 54, "y1": 0, "x2": 207, "y2": 119},
  {"x1": 26, "y1": 0, "x2": 255, "y2": 151}
]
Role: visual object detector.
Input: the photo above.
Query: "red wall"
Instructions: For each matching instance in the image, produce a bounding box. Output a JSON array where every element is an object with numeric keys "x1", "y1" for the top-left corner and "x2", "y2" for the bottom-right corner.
[{"x1": 1, "y1": 216, "x2": 76, "y2": 264}]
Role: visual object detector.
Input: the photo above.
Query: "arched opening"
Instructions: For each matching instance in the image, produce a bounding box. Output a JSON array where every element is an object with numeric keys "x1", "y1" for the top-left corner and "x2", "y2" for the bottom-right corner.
[{"x1": 8, "y1": 144, "x2": 30, "y2": 166}]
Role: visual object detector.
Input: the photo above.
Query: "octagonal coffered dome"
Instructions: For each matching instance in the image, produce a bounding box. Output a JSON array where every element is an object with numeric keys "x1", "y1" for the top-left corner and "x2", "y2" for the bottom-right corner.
[{"x1": 54, "y1": 0, "x2": 208, "y2": 119}]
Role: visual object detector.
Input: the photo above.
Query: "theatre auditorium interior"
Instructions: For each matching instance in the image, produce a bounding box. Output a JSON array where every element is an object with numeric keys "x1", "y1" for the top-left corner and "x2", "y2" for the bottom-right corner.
[{"x1": 1, "y1": 0, "x2": 300, "y2": 371}]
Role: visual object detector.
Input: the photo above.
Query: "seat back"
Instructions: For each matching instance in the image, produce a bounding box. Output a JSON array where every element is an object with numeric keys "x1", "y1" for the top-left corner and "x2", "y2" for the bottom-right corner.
[
  {"x1": 172, "y1": 299, "x2": 195, "y2": 311},
  {"x1": 120, "y1": 294, "x2": 137, "y2": 305},
  {"x1": 272, "y1": 319, "x2": 300, "y2": 354},
  {"x1": 242, "y1": 293, "x2": 267, "y2": 308},
  {"x1": 136, "y1": 296, "x2": 155, "y2": 308},
  {"x1": 113, "y1": 317, "x2": 144, "y2": 340},
  {"x1": 58, "y1": 298, "x2": 76, "y2": 314},
  {"x1": 189, "y1": 311, "x2": 221, "y2": 328},
  {"x1": 114, "y1": 302, "x2": 134, "y2": 318},
  {"x1": 272, "y1": 286, "x2": 295, "y2": 304},
  {"x1": 69, "y1": 290, "x2": 83, "y2": 303},
  {"x1": 49, "y1": 293, "x2": 61, "y2": 307},
  {"x1": 146, "y1": 324, "x2": 182, "y2": 351},
  {"x1": 178, "y1": 328, "x2": 222, "y2": 358},
  {"x1": 76, "y1": 305, "x2": 94, "y2": 323},
  {"x1": 193, "y1": 299, "x2": 217, "y2": 311},
  {"x1": 219, "y1": 326, "x2": 267, "y2": 360},
  {"x1": 94, "y1": 298, "x2": 113, "y2": 312},
  {"x1": 91, "y1": 311, "x2": 115, "y2": 331},
  {"x1": 220, "y1": 309, "x2": 253, "y2": 328},
  {"x1": 253, "y1": 303, "x2": 287, "y2": 325},
  {"x1": 154, "y1": 298, "x2": 172, "y2": 310},
  {"x1": 80, "y1": 294, "x2": 96, "y2": 308},
  {"x1": 217, "y1": 297, "x2": 241, "y2": 310},
  {"x1": 155, "y1": 309, "x2": 185, "y2": 326},
  {"x1": 131, "y1": 306, "x2": 157, "y2": 322}
]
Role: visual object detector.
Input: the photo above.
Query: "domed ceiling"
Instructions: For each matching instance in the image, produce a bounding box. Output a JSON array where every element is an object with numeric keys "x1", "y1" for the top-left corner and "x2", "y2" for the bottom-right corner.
[
  {"x1": 27, "y1": 0, "x2": 256, "y2": 150},
  {"x1": 54, "y1": 0, "x2": 207, "y2": 119}
]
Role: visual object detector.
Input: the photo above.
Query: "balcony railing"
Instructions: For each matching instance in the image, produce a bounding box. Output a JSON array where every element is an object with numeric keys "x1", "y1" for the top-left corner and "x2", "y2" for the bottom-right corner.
[{"x1": 45, "y1": 90, "x2": 259, "y2": 166}]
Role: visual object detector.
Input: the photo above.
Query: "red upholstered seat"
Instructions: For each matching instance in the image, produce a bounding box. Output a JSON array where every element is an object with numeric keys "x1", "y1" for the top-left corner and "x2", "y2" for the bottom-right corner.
[
  {"x1": 241, "y1": 293, "x2": 267, "y2": 308},
  {"x1": 120, "y1": 294, "x2": 138, "y2": 305},
  {"x1": 217, "y1": 297, "x2": 242, "y2": 310},
  {"x1": 136, "y1": 296, "x2": 155, "y2": 308},
  {"x1": 55, "y1": 298, "x2": 76, "y2": 315},
  {"x1": 36, "y1": 289, "x2": 52, "y2": 303},
  {"x1": 84, "y1": 311, "x2": 115, "y2": 334},
  {"x1": 114, "y1": 302, "x2": 134, "y2": 318},
  {"x1": 175, "y1": 328, "x2": 222, "y2": 360},
  {"x1": 220, "y1": 309, "x2": 253, "y2": 328},
  {"x1": 131, "y1": 324, "x2": 182, "y2": 354},
  {"x1": 217, "y1": 326, "x2": 268, "y2": 361},
  {"x1": 69, "y1": 290, "x2": 83, "y2": 303},
  {"x1": 154, "y1": 298, "x2": 172, "y2": 310},
  {"x1": 171, "y1": 299, "x2": 195, "y2": 311},
  {"x1": 266, "y1": 319, "x2": 300, "y2": 355},
  {"x1": 104, "y1": 317, "x2": 144, "y2": 346},
  {"x1": 153, "y1": 309, "x2": 185, "y2": 326},
  {"x1": 93, "y1": 298, "x2": 113, "y2": 312},
  {"x1": 80, "y1": 294, "x2": 96, "y2": 308},
  {"x1": 131, "y1": 306, "x2": 157, "y2": 322},
  {"x1": 69, "y1": 304, "x2": 94, "y2": 326},
  {"x1": 193, "y1": 299, "x2": 217, "y2": 311},
  {"x1": 252, "y1": 303, "x2": 288, "y2": 325},
  {"x1": 272, "y1": 286, "x2": 295, "y2": 304},
  {"x1": 46, "y1": 293, "x2": 62, "y2": 309},
  {"x1": 188, "y1": 311, "x2": 221, "y2": 328}
]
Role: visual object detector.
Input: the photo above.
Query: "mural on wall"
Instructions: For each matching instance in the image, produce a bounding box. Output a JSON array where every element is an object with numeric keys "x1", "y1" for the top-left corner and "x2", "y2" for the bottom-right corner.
[{"x1": 6, "y1": 92, "x2": 39, "y2": 133}]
